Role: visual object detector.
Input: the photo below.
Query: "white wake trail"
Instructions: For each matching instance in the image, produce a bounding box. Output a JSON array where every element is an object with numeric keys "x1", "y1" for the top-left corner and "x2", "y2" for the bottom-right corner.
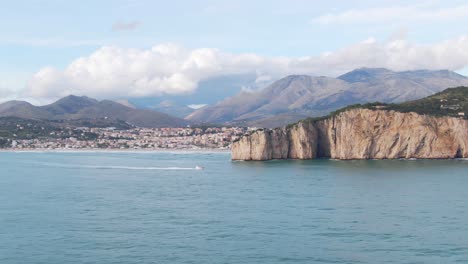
[{"x1": 34, "y1": 162, "x2": 199, "y2": 170}]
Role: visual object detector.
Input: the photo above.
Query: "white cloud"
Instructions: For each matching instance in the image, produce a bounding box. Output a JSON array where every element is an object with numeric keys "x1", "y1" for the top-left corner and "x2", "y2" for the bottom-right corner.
[
  {"x1": 24, "y1": 43, "x2": 288, "y2": 100},
  {"x1": 24, "y1": 36, "x2": 468, "y2": 101},
  {"x1": 313, "y1": 4, "x2": 468, "y2": 25}
]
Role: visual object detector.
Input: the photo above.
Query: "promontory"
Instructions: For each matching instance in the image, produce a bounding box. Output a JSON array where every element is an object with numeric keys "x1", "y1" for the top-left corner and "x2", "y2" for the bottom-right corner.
[{"x1": 232, "y1": 87, "x2": 468, "y2": 160}]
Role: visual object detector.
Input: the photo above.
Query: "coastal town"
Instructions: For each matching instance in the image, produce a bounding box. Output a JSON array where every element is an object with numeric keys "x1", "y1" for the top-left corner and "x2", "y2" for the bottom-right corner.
[{"x1": 3, "y1": 126, "x2": 252, "y2": 150}]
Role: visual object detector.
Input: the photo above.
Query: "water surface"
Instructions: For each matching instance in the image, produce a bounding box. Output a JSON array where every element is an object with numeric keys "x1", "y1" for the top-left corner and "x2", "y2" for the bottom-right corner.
[{"x1": 1, "y1": 152, "x2": 467, "y2": 263}]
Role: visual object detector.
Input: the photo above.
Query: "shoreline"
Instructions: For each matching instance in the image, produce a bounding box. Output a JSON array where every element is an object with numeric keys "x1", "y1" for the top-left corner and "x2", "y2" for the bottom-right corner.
[
  {"x1": 1, "y1": 149, "x2": 465, "y2": 160},
  {"x1": 0, "y1": 148, "x2": 231, "y2": 154},
  {"x1": 232, "y1": 157, "x2": 468, "y2": 161}
]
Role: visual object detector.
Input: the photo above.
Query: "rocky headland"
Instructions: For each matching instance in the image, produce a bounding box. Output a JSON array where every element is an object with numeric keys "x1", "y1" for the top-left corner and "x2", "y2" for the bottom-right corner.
[{"x1": 232, "y1": 108, "x2": 467, "y2": 160}]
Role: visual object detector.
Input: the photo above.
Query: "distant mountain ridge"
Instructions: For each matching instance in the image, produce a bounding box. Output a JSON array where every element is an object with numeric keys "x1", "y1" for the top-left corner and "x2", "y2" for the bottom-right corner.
[
  {"x1": 186, "y1": 68, "x2": 468, "y2": 127},
  {"x1": 147, "y1": 100, "x2": 195, "y2": 118},
  {"x1": 0, "y1": 95, "x2": 189, "y2": 128}
]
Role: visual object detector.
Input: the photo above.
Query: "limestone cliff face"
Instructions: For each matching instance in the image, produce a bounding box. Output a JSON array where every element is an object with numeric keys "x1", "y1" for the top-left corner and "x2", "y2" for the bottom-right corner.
[
  {"x1": 231, "y1": 128, "x2": 289, "y2": 160},
  {"x1": 287, "y1": 121, "x2": 318, "y2": 159},
  {"x1": 231, "y1": 109, "x2": 467, "y2": 160},
  {"x1": 318, "y1": 109, "x2": 467, "y2": 159}
]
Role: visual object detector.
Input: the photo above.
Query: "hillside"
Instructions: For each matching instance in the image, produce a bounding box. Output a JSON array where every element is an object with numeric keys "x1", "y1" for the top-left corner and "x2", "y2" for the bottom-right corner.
[
  {"x1": 288, "y1": 86, "x2": 467, "y2": 129},
  {"x1": 187, "y1": 68, "x2": 468, "y2": 127},
  {"x1": 325, "y1": 86, "x2": 468, "y2": 120},
  {"x1": 384, "y1": 86, "x2": 467, "y2": 117},
  {"x1": 0, "y1": 95, "x2": 190, "y2": 128}
]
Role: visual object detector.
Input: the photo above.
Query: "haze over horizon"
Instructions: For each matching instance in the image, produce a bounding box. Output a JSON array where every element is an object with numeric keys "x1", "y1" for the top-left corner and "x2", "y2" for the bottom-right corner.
[{"x1": 2, "y1": 0, "x2": 468, "y2": 105}]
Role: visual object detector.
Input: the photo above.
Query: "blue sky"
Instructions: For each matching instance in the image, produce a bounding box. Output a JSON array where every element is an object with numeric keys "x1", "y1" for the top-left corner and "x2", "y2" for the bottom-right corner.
[{"x1": 2, "y1": 0, "x2": 468, "y2": 102}]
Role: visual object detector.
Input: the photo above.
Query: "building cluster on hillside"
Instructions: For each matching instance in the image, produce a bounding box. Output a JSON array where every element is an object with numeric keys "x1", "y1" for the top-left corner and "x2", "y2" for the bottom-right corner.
[
  {"x1": 439, "y1": 99, "x2": 465, "y2": 117},
  {"x1": 8, "y1": 126, "x2": 252, "y2": 150}
]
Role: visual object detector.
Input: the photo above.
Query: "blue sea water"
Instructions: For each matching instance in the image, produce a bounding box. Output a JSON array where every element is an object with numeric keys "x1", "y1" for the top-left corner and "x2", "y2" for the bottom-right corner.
[{"x1": 1, "y1": 151, "x2": 468, "y2": 264}]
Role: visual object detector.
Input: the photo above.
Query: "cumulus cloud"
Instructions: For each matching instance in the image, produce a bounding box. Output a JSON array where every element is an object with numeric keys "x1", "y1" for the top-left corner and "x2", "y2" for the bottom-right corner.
[
  {"x1": 112, "y1": 21, "x2": 141, "y2": 31},
  {"x1": 24, "y1": 43, "x2": 286, "y2": 99},
  {"x1": 312, "y1": 4, "x2": 468, "y2": 24},
  {"x1": 24, "y1": 36, "x2": 468, "y2": 100}
]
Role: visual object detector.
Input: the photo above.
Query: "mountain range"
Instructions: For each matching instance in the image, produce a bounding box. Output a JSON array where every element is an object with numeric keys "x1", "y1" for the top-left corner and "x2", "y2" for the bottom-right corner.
[
  {"x1": 1, "y1": 68, "x2": 467, "y2": 128},
  {"x1": 186, "y1": 68, "x2": 468, "y2": 127},
  {"x1": 0, "y1": 95, "x2": 189, "y2": 128}
]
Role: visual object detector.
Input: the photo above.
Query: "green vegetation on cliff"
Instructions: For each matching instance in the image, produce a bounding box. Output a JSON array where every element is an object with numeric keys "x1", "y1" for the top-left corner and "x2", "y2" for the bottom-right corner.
[
  {"x1": 383, "y1": 86, "x2": 467, "y2": 117},
  {"x1": 289, "y1": 87, "x2": 468, "y2": 128}
]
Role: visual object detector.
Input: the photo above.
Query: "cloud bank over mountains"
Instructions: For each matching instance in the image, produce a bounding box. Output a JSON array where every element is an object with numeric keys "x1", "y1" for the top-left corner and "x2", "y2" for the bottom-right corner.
[{"x1": 24, "y1": 35, "x2": 468, "y2": 101}]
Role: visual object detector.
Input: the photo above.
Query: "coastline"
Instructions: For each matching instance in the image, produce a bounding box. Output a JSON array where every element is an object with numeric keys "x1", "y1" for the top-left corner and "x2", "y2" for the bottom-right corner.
[
  {"x1": 3, "y1": 149, "x2": 465, "y2": 161},
  {"x1": 232, "y1": 109, "x2": 467, "y2": 161},
  {"x1": 0, "y1": 148, "x2": 231, "y2": 154},
  {"x1": 232, "y1": 157, "x2": 468, "y2": 161}
]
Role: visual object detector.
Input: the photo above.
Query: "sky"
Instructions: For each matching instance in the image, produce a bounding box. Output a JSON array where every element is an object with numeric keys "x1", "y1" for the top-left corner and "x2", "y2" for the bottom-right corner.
[{"x1": 2, "y1": 0, "x2": 468, "y2": 103}]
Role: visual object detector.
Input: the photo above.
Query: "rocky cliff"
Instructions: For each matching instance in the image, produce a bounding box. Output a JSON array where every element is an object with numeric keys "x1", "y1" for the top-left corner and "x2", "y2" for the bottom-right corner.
[{"x1": 231, "y1": 109, "x2": 467, "y2": 160}]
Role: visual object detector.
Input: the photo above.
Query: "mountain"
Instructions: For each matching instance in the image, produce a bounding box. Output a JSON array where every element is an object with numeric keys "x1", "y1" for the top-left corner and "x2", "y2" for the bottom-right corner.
[
  {"x1": 187, "y1": 68, "x2": 468, "y2": 127},
  {"x1": 338, "y1": 68, "x2": 468, "y2": 103},
  {"x1": 148, "y1": 100, "x2": 194, "y2": 118},
  {"x1": 187, "y1": 75, "x2": 350, "y2": 126},
  {"x1": 42, "y1": 95, "x2": 99, "y2": 116},
  {"x1": 338, "y1": 67, "x2": 393, "y2": 83},
  {"x1": 0, "y1": 101, "x2": 52, "y2": 119},
  {"x1": 0, "y1": 95, "x2": 190, "y2": 128},
  {"x1": 114, "y1": 99, "x2": 137, "y2": 109}
]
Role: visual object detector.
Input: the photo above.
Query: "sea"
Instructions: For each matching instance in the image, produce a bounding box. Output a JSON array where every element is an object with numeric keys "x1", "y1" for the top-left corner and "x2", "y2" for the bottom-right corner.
[{"x1": 1, "y1": 151, "x2": 467, "y2": 264}]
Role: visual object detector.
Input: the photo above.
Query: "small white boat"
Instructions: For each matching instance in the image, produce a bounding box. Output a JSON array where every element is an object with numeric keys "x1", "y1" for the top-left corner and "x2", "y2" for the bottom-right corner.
[{"x1": 195, "y1": 165, "x2": 204, "y2": 170}]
